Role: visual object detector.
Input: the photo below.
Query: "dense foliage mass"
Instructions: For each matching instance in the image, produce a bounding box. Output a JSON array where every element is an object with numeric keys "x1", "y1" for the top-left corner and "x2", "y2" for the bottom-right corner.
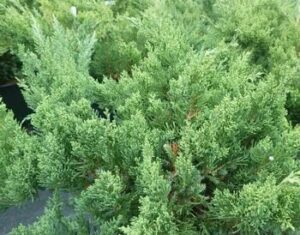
[{"x1": 1, "y1": 0, "x2": 300, "y2": 234}]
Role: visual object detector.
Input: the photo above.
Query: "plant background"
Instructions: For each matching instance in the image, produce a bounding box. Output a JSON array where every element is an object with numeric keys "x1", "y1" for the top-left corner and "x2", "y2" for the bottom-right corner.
[{"x1": 1, "y1": 0, "x2": 300, "y2": 234}]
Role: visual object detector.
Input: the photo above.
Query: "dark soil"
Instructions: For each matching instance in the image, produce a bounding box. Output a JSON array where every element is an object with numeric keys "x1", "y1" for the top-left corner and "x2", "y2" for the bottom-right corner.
[
  {"x1": 0, "y1": 83, "x2": 33, "y2": 130},
  {"x1": 0, "y1": 190, "x2": 73, "y2": 235}
]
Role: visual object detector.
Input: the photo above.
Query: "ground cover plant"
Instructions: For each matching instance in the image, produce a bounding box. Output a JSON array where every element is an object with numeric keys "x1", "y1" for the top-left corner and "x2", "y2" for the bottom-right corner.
[{"x1": 1, "y1": 0, "x2": 300, "y2": 234}]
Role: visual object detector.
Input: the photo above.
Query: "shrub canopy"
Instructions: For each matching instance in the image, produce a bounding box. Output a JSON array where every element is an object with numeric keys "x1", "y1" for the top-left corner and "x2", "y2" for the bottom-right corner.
[{"x1": 1, "y1": 0, "x2": 300, "y2": 234}]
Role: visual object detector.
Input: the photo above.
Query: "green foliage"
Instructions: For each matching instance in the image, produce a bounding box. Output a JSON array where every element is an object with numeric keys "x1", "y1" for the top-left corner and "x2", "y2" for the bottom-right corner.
[
  {"x1": 76, "y1": 170, "x2": 124, "y2": 221},
  {"x1": 0, "y1": 102, "x2": 37, "y2": 209},
  {"x1": 0, "y1": 0, "x2": 135, "y2": 81},
  {"x1": 0, "y1": 0, "x2": 113, "y2": 53},
  {"x1": 209, "y1": 176, "x2": 300, "y2": 234},
  {"x1": 1, "y1": 0, "x2": 300, "y2": 234},
  {"x1": 206, "y1": 0, "x2": 300, "y2": 124},
  {"x1": 0, "y1": 0, "x2": 33, "y2": 54},
  {"x1": 33, "y1": 99, "x2": 104, "y2": 189},
  {"x1": 18, "y1": 17, "x2": 98, "y2": 109},
  {"x1": 90, "y1": 15, "x2": 142, "y2": 79},
  {"x1": 121, "y1": 141, "x2": 176, "y2": 235}
]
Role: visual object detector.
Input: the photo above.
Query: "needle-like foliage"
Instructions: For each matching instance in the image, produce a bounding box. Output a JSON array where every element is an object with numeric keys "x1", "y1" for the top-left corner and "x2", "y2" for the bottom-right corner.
[{"x1": 1, "y1": 0, "x2": 300, "y2": 234}]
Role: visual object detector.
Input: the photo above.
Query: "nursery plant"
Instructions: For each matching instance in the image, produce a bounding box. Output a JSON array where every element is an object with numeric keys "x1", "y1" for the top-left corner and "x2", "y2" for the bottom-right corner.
[
  {"x1": 0, "y1": 0, "x2": 147, "y2": 81},
  {"x1": 1, "y1": 0, "x2": 300, "y2": 234}
]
